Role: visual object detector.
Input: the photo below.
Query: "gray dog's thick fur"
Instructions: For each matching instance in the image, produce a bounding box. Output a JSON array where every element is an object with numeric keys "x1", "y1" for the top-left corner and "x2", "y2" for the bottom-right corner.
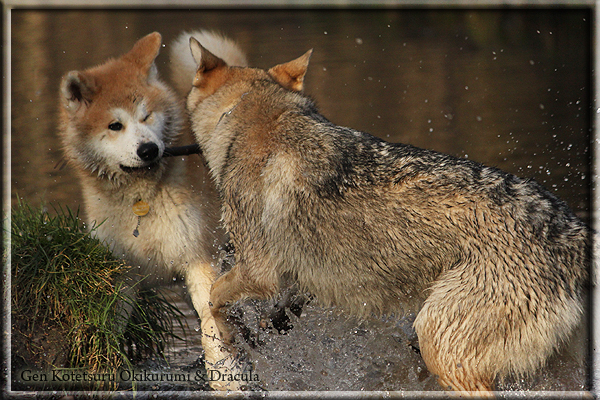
[{"x1": 182, "y1": 40, "x2": 589, "y2": 395}]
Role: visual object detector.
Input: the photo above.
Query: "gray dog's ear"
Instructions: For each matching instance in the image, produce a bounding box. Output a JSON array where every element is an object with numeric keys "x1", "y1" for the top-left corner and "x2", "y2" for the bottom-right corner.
[
  {"x1": 190, "y1": 37, "x2": 226, "y2": 72},
  {"x1": 268, "y1": 49, "x2": 312, "y2": 92},
  {"x1": 60, "y1": 71, "x2": 96, "y2": 113},
  {"x1": 189, "y1": 37, "x2": 228, "y2": 90}
]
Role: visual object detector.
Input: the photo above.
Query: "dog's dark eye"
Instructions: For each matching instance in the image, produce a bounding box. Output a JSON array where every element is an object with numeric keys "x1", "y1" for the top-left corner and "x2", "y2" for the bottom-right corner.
[
  {"x1": 108, "y1": 122, "x2": 123, "y2": 131},
  {"x1": 142, "y1": 112, "x2": 152, "y2": 122}
]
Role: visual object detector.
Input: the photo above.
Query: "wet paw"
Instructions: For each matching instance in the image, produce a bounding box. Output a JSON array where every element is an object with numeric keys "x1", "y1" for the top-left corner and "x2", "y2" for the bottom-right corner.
[{"x1": 269, "y1": 305, "x2": 294, "y2": 334}]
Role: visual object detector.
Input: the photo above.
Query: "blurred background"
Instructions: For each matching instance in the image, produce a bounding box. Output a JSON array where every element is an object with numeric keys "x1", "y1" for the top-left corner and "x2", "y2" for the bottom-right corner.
[{"x1": 10, "y1": 7, "x2": 591, "y2": 222}]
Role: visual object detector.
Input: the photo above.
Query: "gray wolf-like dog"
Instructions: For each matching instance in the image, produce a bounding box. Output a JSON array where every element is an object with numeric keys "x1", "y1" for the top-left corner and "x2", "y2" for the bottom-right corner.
[{"x1": 181, "y1": 38, "x2": 589, "y2": 396}]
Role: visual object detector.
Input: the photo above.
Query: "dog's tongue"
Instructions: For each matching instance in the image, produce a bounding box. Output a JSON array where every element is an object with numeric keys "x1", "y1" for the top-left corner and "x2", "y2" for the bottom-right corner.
[{"x1": 163, "y1": 144, "x2": 202, "y2": 157}]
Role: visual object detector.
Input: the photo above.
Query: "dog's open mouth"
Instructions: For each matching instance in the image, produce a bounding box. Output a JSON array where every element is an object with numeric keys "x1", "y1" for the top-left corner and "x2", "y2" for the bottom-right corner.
[{"x1": 119, "y1": 160, "x2": 161, "y2": 174}]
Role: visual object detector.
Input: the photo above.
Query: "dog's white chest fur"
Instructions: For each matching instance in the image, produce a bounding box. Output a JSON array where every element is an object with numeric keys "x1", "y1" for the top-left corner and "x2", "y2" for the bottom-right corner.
[{"x1": 83, "y1": 182, "x2": 214, "y2": 282}]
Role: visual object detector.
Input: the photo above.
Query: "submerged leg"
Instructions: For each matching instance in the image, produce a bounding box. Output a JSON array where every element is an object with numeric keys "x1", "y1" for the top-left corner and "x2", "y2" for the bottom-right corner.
[
  {"x1": 209, "y1": 264, "x2": 279, "y2": 344},
  {"x1": 414, "y1": 263, "x2": 581, "y2": 397}
]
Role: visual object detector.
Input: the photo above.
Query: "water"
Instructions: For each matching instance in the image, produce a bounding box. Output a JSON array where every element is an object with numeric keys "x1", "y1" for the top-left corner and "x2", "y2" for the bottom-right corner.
[
  {"x1": 157, "y1": 285, "x2": 588, "y2": 393},
  {"x1": 9, "y1": 8, "x2": 591, "y2": 394}
]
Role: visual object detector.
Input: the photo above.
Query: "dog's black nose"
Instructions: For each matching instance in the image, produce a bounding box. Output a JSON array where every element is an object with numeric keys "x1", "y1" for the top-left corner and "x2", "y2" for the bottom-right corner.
[{"x1": 137, "y1": 142, "x2": 160, "y2": 162}]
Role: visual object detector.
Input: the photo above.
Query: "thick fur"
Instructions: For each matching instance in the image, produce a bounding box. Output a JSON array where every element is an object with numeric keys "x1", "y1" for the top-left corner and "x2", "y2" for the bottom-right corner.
[
  {"x1": 58, "y1": 31, "x2": 248, "y2": 391},
  {"x1": 170, "y1": 30, "x2": 248, "y2": 97},
  {"x1": 181, "y1": 39, "x2": 590, "y2": 396}
]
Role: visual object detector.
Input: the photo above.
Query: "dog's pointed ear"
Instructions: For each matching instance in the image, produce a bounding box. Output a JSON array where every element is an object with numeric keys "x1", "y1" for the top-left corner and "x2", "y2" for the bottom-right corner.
[
  {"x1": 268, "y1": 49, "x2": 312, "y2": 92},
  {"x1": 190, "y1": 37, "x2": 226, "y2": 71},
  {"x1": 60, "y1": 71, "x2": 96, "y2": 113},
  {"x1": 189, "y1": 37, "x2": 227, "y2": 86},
  {"x1": 123, "y1": 31, "x2": 162, "y2": 80}
]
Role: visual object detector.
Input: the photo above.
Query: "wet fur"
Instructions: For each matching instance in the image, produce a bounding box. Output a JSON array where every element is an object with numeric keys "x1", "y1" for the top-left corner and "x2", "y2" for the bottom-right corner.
[
  {"x1": 58, "y1": 31, "x2": 248, "y2": 390},
  {"x1": 181, "y1": 40, "x2": 590, "y2": 396}
]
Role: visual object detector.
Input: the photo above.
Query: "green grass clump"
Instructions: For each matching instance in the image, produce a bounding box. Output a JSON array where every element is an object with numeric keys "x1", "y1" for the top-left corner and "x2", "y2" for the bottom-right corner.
[{"x1": 10, "y1": 201, "x2": 185, "y2": 389}]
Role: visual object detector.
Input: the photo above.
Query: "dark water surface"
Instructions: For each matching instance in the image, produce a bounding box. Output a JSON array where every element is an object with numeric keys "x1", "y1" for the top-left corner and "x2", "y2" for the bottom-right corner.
[
  {"x1": 11, "y1": 9, "x2": 591, "y2": 216},
  {"x1": 10, "y1": 7, "x2": 592, "y2": 393}
]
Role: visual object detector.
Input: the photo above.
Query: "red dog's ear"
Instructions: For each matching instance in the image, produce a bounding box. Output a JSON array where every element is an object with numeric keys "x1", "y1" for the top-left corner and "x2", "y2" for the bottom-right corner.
[
  {"x1": 123, "y1": 31, "x2": 163, "y2": 80},
  {"x1": 60, "y1": 70, "x2": 96, "y2": 114},
  {"x1": 268, "y1": 49, "x2": 312, "y2": 92}
]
